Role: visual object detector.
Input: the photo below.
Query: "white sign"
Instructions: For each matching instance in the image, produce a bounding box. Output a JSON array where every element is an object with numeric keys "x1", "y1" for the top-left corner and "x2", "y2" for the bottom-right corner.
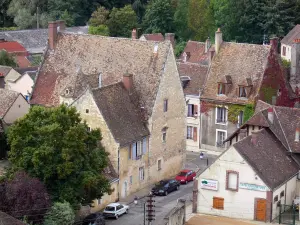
[
  {"x1": 239, "y1": 182, "x2": 267, "y2": 192},
  {"x1": 200, "y1": 179, "x2": 218, "y2": 191}
]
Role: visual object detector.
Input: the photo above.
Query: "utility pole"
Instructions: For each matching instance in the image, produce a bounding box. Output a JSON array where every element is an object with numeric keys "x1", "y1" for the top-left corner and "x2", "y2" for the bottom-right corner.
[
  {"x1": 37, "y1": 7, "x2": 39, "y2": 29},
  {"x1": 146, "y1": 193, "x2": 155, "y2": 225}
]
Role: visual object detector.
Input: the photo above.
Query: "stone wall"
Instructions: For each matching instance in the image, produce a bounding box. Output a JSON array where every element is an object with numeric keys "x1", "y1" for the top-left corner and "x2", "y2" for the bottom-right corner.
[{"x1": 163, "y1": 199, "x2": 192, "y2": 225}]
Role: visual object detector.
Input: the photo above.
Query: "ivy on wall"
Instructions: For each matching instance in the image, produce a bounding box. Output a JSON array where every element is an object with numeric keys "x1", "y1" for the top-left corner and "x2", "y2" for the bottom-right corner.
[
  {"x1": 261, "y1": 87, "x2": 277, "y2": 104},
  {"x1": 243, "y1": 104, "x2": 255, "y2": 123},
  {"x1": 227, "y1": 105, "x2": 245, "y2": 124}
]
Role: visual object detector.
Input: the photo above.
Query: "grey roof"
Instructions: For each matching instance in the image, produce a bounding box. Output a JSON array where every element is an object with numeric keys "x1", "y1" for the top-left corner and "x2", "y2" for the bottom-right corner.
[
  {"x1": 0, "y1": 66, "x2": 12, "y2": 77},
  {"x1": 91, "y1": 82, "x2": 150, "y2": 146},
  {"x1": 0, "y1": 89, "x2": 19, "y2": 118},
  {"x1": 0, "y1": 26, "x2": 88, "y2": 54},
  {"x1": 281, "y1": 25, "x2": 300, "y2": 46},
  {"x1": 234, "y1": 129, "x2": 300, "y2": 189}
]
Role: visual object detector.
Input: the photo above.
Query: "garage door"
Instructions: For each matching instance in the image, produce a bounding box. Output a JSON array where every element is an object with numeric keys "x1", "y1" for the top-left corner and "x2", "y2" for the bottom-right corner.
[{"x1": 255, "y1": 199, "x2": 266, "y2": 221}]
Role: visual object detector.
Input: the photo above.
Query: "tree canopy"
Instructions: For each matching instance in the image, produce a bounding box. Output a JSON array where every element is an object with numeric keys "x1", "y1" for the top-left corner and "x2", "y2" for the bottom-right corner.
[
  {"x1": 44, "y1": 202, "x2": 75, "y2": 225},
  {"x1": 7, "y1": 105, "x2": 111, "y2": 207}
]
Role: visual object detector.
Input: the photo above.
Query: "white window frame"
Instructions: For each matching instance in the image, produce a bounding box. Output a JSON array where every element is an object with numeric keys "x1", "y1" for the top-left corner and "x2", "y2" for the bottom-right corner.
[
  {"x1": 162, "y1": 128, "x2": 167, "y2": 143},
  {"x1": 215, "y1": 106, "x2": 228, "y2": 125},
  {"x1": 157, "y1": 159, "x2": 162, "y2": 171},
  {"x1": 187, "y1": 104, "x2": 194, "y2": 117},
  {"x1": 139, "y1": 167, "x2": 144, "y2": 181},
  {"x1": 216, "y1": 129, "x2": 227, "y2": 148},
  {"x1": 187, "y1": 126, "x2": 194, "y2": 139},
  {"x1": 239, "y1": 87, "x2": 247, "y2": 98},
  {"x1": 97, "y1": 198, "x2": 102, "y2": 205}
]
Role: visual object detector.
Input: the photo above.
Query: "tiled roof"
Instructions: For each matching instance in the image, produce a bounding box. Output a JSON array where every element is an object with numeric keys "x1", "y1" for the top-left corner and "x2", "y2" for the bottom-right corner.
[
  {"x1": 0, "y1": 66, "x2": 12, "y2": 77},
  {"x1": 31, "y1": 33, "x2": 171, "y2": 119},
  {"x1": 0, "y1": 211, "x2": 26, "y2": 225},
  {"x1": 234, "y1": 129, "x2": 299, "y2": 189},
  {"x1": 177, "y1": 62, "x2": 208, "y2": 95},
  {"x1": 104, "y1": 160, "x2": 119, "y2": 183},
  {"x1": 141, "y1": 33, "x2": 164, "y2": 42},
  {"x1": 201, "y1": 42, "x2": 271, "y2": 104},
  {"x1": 255, "y1": 100, "x2": 271, "y2": 113},
  {"x1": 245, "y1": 111, "x2": 269, "y2": 127},
  {"x1": 92, "y1": 82, "x2": 149, "y2": 146},
  {"x1": 0, "y1": 26, "x2": 89, "y2": 54},
  {"x1": 15, "y1": 56, "x2": 31, "y2": 68},
  {"x1": 281, "y1": 25, "x2": 300, "y2": 46},
  {"x1": 0, "y1": 89, "x2": 19, "y2": 118},
  {"x1": 0, "y1": 41, "x2": 27, "y2": 53},
  {"x1": 179, "y1": 41, "x2": 208, "y2": 64}
]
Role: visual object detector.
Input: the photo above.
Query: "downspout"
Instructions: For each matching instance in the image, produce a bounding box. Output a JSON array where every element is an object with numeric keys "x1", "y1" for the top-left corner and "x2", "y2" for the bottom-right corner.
[{"x1": 118, "y1": 146, "x2": 120, "y2": 201}]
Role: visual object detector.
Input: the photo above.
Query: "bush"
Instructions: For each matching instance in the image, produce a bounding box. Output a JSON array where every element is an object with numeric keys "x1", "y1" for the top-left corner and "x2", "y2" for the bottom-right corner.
[
  {"x1": 281, "y1": 58, "x2": 291, "y2": 68},
  {"x1": 175, "y1": 41, "x2": 186, "y2": 57},
  {"x1": 0, "y1": 27, "x2": 18, "y2": 31},
  {"x1": 44, "y1": 202, "x2": 75, "y2": 225},
  {"x1": 88, "y1": 25, "x2": 110, "y2": 36}
]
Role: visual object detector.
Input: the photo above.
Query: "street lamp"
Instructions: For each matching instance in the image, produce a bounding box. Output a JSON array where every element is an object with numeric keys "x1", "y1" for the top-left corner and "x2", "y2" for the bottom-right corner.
[{"x1": 200, "y1": 151, "x2": 208, "y2": 167}]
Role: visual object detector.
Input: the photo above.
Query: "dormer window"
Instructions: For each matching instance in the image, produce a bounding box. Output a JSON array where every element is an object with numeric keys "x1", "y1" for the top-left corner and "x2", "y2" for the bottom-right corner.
[
  {"x1": 65, "y1": 89, "x2": 70, "y2": 95},
  {"x1": 239, "y1": 87, "x2": 247, "y2": 98},
  {"x1": 218, "y1": 83, "x2": 225, "y2": 95}
]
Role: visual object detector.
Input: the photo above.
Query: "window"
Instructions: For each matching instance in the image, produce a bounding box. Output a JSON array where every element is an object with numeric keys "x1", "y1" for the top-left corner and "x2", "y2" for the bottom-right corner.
[
  {"x1": 238, "y1": 111, "x2": 244, "y2": 127},
  {"x1": 280, "y1": 191, "x2": 284, "y2": 198},
  {"x1": 130, "y1": 176, "x2": 133, "y2": 185},
  {"x1": 139, "y1": 167, "x2": 144, "y2": 181},
  {"x1": 216, "y1": 107, "x2": 227, "y2": 124},
  {"x1": 158, "y1": 159, "x2": 162, "y2": 171},
  {"x1": 187, "y1": 126, "x2": 197, "y2": 141},
  {"x1": 274, "y1": 195, "x2": 278, "y2": 202},
  {"x1": 162, "y1": 127, "x2": 167, "y2": 142},
  {"x1": 131, "y1": 141, "x2": 142, "y2": 160},
  {"x1": 187, "y1": 104, "x2": 198, "y2": 117},
  {"x1": 97, "y1": 198, "x2": 102, "y2": 205},
  {"x1": 217, "y1": 83, "x2": 225, "y2": 95},
  {"x1": 226, "y1": 171, "x2": 239, "y2": 191},
  {"x1": 87, "y1": 127, "x2": 91, "y2": 132},
  {"x1": 164, "y1": 99, "x2": 168, "y2": 112},
  {"x1": 213, "y1": 197, "x2": 224, "y2": 210},
  {"x1": 282, "y1": 46, "x2": 286, "y2": 56},
  {"x1": 86, "y1": 109, "x2": 89, "y2": 114},
  {"x1": 65, "y1": 89, "x2": 69, "y2": 95},
  {"x1": 216, "y1": 130, "x2": 226, "y2": 147},
  {"x1": 239, "y1": 87, "x2": 247, "y2": 98}
]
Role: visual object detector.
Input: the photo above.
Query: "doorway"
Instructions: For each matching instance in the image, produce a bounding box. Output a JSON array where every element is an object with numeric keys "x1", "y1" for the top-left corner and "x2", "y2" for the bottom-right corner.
[{"x1": 255, "y1": 198, "x2": 267, "y2": 221}]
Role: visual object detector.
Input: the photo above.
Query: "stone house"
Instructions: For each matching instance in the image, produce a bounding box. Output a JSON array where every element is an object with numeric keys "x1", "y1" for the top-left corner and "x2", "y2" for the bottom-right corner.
[
  {"x1": 200, "y1": 28, "x2": 284, "y2": 152},
  {"x1": 195, "y1": 103, "x2": 300, "y2": 222},
  {"x1": 31, "y1": 21, "x2": 186, "y2": 208},
  {"x1": 281, "y1": 25, "x2": 300, "y2": 62}
]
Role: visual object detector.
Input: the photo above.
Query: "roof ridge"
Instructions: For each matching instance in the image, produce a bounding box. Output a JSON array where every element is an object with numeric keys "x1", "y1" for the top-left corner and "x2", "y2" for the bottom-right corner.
[
  {"x1": 177, "y1": 61, "x2": 209, "y2": 67},
  {"x1": 224, "y1": 41, "x2": 271, "y2": 48},
  {"x1": 91, "y1": 81, "x2": 122, "y2": 91}
]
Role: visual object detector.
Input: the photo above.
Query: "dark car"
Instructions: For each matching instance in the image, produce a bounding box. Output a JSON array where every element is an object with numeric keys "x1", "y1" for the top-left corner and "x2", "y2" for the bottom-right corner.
[
  {"x1": 82, "y1": 212, "x2": 105, "y2": 225},
  {"x1": 151, "y1": 179, "x2": 180, "y2": 196}
]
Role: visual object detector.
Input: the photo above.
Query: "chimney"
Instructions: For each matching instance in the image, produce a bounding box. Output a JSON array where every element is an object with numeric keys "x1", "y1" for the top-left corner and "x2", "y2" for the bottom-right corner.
[
  {"x1": 251, "y1": 131, "x2": 259, "y2": 145},
  {"x1": 56, "y1": 20, "x2": 66, "y2": 32},
  {"x1": 48, "y1": 21, "x2": 58, "y2": 50},
  {"x1": 205, "y1": 37, "x2": 211, "y2": 53},
  {"x1": 267, "y1": 107, "x2": 274, "y2": 124},
  {"x1": 290, "y1": 39, "x2": 300, "y2": 86},
  {"x1": 165, "y1": 33, "x2": 175, "y2": 49},
  {"x1": 183, "y1": 52, "x2": 190, "y2": 63},
  {"x1": 123, "y1": 72, "x2": 133, "y2": 94},
  {"x1": 208, "y1": 48, "x2": 215, "y2": 66},
  {"x1": 132, "y1": 29, "x2": 137, "y2": 39},
  {"x1": 239, "y1": 129, "x2": 247, "y2": 140},
  {"x1": 295, "y1": 128, "x2": 300, "y2": 142},
  {"x1": 270, "y1": 37, "x2": 278, "y2": 53},
  {"x1": 215, "y1": 28, "x2": 223, "y2": 55}
]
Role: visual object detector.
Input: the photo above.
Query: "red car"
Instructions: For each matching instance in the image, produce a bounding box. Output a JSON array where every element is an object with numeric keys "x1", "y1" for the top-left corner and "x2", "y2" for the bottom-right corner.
[{"x1": 175, "y1": 169, "x2": 196, "y2": 184}]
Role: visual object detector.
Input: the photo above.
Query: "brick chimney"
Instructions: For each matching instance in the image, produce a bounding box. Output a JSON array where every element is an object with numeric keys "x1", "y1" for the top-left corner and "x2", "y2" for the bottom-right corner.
[
  {"x1": 251, "y1": 131, "x2": 259, "y2": 145},
  {"x1": 295, "y1": 128, "x2": 300, "y2": 142},
  {"x1": 270, "y1": 37, "x2": 278, "y2": 52},
  {"x1": 290, "y1": 39, "x2": 300, "y2": 86},
  {"x1": 56, "y1": 20, "x2": 66, "y2": 32},
  {"x1": 48, "y1": 21, "x2": 58, "y2": 50},
  {"x1": 267, "y1": 107, "x2": 274, "y2": 124},
  {"x1": 132, "y1": 29, "x2": 137, "y2": 39},
  {"x1": 205, "y1": 37, "x2": 211, "y2": 53},
  {"x1": 215, "y1": 28, "x2": 223, "y2": 55},
  {"x1": 123, "y1": 72, "x2": 133, "y2": 94},
  {"x1": 165, "y1": 33, "x2": 175, "y2": 49}
]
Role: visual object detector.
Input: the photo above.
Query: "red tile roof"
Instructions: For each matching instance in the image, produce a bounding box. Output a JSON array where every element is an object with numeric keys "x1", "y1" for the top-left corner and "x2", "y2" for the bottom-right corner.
[
  {"x1": 141, "y1": 33, "x2": 164, "y2": 42},
  {"x1": 15, "y1": 55, "x2": 31, "y2": 67},
  {"x1": 0, "y1": 41, "x2": 27, "y2": 53},
  {"x1": 180, "y1": 41, "x2": 208, "y2": 64}
]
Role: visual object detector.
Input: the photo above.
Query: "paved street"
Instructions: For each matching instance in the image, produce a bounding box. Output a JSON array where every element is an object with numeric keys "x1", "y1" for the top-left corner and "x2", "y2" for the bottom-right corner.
[{"x1": 106, "y1": 151, "x2": 218, "y2": 225}]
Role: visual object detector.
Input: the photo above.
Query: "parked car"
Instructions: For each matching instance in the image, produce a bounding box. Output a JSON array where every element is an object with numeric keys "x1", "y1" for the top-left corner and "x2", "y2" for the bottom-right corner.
[
  {"x1": 103, "y1": 203, "x2": 129, "y2": 219},
  {"x1": 82, "y1": 212, "x2": 105, "y2": 225},
  {"x1": 175, "y1": 169, "x2": 196, "y2": 184},
  {"x1": 151, "y1": 179, "x2": 180, "y2": 196}
]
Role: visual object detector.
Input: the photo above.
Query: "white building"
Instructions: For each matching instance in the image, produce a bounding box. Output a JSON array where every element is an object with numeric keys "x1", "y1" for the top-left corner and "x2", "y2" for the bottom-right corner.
[
  {"x1": 281, "y1": 24, "x2": 300, "y2": 61},
  {"x1": 197, "y1": 128, "x2": 299, "y2": 222}
]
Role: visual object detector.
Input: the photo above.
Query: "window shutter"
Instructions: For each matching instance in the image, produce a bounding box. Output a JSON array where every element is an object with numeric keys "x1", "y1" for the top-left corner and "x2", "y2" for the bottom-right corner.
[
  {"x1": 129, "y1": 145, "x2": 132, "y2": 159},
  {"x1": 217, "y1": 84, "x2": 220, "y2": 94},
  {"x1": 236, "y1": 87, "x2": 239, "y2": 97},
  {"x1": 142, "y1": 137, "x2": 147, "y2": 154},
  {"x1": 132, "y1": 143, "x2": 137, "y2": 160},
  {"x1": 193, "y1": 127, "x2": 197, "y2": 142},
  {"x1": 193, "y1": 105, "x2": 198, "y2": 116}
]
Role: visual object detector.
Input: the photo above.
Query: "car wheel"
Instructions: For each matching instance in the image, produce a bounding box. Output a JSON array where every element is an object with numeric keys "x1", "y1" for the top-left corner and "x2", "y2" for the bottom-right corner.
[
  {"x1": 165, "y1": 191, "x2": 168, "y2": 196},
  {"x1": 125, "y1": 209, "x2": 128, "y2": 214},
  {"x1": 176, "y1": 185, "x2": 179, "y2": 190},
  {"x1": 115, "y1": 214, "x2": 119, "y2": 219}
]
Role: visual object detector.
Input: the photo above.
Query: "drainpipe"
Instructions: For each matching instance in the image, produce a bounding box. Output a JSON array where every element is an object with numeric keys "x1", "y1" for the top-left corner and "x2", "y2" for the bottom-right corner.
[{"x1": 118, "y1": 147, "x2": 120, "y2": 201}]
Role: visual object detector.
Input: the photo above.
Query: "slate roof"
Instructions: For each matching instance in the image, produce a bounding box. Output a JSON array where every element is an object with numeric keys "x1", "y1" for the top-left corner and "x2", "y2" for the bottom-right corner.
[
  {"x1": 91, "y1": 82, "x2": 149, "y2": 146},
  {"x1": 201, "y1": 42, "x2": 271, "y2": 104},
  {"x1": 177, "y1": 62, "x2": 208, "y2": 95},
  {"x1": 179, "y1": 41, "x2": 208, "y2": 64},
  {"x1": 234, "y1": 129, "x2": 299, "y2": 189},
  {"x1": 281, "y1": 25, "x2": 300, "y2": 46},
  {"x1": 140, "y1": 33, "x2": 164, "y2": 42},
  {"x1": 0, "y1": 41, "x2": 27, "y2": 53},
  {"x1": 255, "y1": 100, "x2": 271, "y2": 113},
  {"x1": 0, "y1": 89, "x2": 19, "y2": 118},
  {"x1": 0, "y1": 66, "x2": 12, "y2": 77},
  {"x1": 31, "y1": 33, "x2": 172, "y2": 119},
  {"x1": 0, "y1": 26, "x2": 89, "y2": 54},
  {"x1": 0, "y1": 211, "x2": 26, "y2": 225}
]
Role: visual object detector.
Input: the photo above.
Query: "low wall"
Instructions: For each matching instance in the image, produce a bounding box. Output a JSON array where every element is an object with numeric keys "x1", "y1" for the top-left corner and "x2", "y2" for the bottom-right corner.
[{"x1": 163, "y1": 199, "x2": 192, "y2": 225}]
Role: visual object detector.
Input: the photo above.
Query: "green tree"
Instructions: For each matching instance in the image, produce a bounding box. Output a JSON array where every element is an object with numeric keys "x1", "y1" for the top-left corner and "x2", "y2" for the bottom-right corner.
[
  {"x1": 7, "y1": 105, "x2": 112, "y2": 207},
  {"x1": 60, "y1": 10, "x2": 74, "y2": 27},
  {"x1": 108, "y1": 5, "x2": 138, "y2": 37},
  {"x1": 132, "y1": 0, "x2": 145, "y2": 23},
  {"x1": 143, "y1": 0, "x2": 175, "y2": 34},
  {"x1": 89, "y1": 25, "x2": 110, "y2": 35},
  {"x1": 44, "y1": 202, "x2": 75, "y2": 225},
  {"x1": 0, "y1": 50, "x2": 17, "y2": 67},
  {"x1": 174, "y1": 0, "x2": 193, "y2": 40},
  {"x1": 0, "y1": 0, "x2": 14, "y2": 27},
  {"x1": 88, "y1": 6, "x2": 109, "y2": 26}
]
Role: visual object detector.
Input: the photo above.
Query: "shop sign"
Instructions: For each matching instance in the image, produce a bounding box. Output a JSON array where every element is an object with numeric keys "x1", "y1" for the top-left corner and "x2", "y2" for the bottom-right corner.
[
  {"x1": 200, "y1": 179, "x2": 218, "y2": 191},
  {"x1": 239, "y1": 182, "x2": 267, "y2": 192}
]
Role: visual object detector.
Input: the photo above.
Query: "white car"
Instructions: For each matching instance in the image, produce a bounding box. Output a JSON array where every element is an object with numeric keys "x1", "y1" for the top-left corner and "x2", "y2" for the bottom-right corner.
[{"x1": 103, "y1": 203, "x2": 129, "y2": 219}]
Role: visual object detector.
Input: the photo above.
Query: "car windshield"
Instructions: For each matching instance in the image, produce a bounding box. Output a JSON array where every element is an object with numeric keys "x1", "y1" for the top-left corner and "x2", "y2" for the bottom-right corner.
[
  {"x1": 156, "y1": 180, "x2": 168, "y2": 186},
  {"x1": 105, "y1": 206, "x2": 115, "y2": 211},
  {"x1": 178, "y1": 172, "x2": 187, "y2": 176}
]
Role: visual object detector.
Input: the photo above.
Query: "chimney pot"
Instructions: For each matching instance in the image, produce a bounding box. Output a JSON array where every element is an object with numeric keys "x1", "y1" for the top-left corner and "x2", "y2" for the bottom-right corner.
[
  {"x1": 295, "y1": 128, "x2": 300, "y2": 142},
  {"x1": 123, "y1": 72, "x2": 133, "y2": 94},
  {"x1": 132, "y1": 29, "x2": 137, "y2": 40},
  {"x1": 205, "y1": 37, "x2": 211, "y2": 53},
  {"x1": 48, "y1": 21, "x2": 58, "y2": 50},
  {"x1": 267, "y1": 107, "x2": 274, "y2": 124},
  {"x1": 165, "y1": 33, "x2": 175, "y2": 49},
  {"x1": 56, "y1": 20, "x2": 66, "y2": 31},
  {"x1": 215, "y1": 28, "x2": 223, "y2": 55}
]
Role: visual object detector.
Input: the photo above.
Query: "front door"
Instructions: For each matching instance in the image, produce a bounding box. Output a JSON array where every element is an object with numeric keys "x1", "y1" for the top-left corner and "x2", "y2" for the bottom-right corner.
[{"x1": 255, "y1": 199, "x2": 267, "y2": 221}]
